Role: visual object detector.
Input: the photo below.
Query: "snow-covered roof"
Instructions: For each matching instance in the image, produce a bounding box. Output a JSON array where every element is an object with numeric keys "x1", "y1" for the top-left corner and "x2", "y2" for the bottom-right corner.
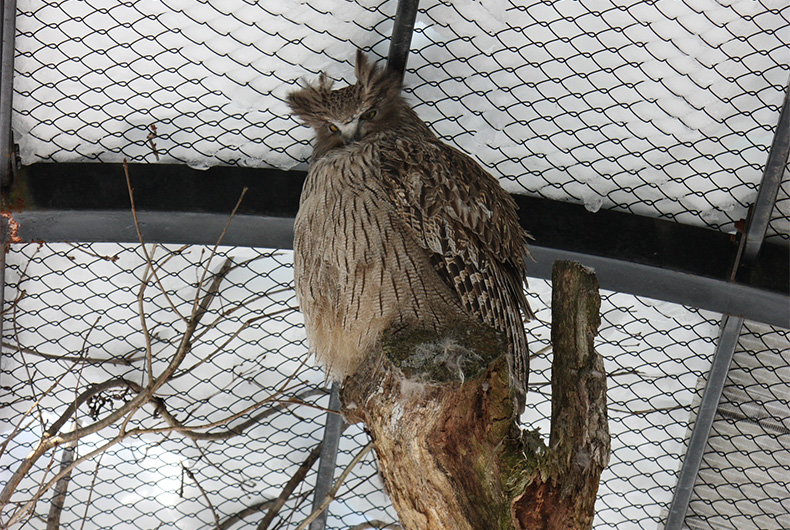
[{"x1": 2, "y1": 1, "x2": 788, "y2": 529}]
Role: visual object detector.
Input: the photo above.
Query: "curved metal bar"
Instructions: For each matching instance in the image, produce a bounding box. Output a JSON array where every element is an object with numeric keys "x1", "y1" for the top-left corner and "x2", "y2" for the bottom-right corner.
[
  {"x1": 386, "y1": 0, "x2": 420, "y2": 80},
  {"x1": 0, "y1": 0, "x2": 16, "y2": 188}
]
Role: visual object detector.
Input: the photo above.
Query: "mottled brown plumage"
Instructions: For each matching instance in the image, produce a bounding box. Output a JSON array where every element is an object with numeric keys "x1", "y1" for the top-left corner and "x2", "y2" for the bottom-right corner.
[{"x1": 288, "y1": 51, "x2": 533, "y2": 409}]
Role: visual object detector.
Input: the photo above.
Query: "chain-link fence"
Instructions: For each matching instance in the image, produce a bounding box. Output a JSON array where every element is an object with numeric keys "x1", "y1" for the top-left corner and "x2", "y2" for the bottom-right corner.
[
  {"x1": 685, "y1": 321, "x2": 790, "y2": 530},
  {"x1": 1, "y1": 241, "x2": 724, "y2": 529},
  {"x1": 0, "y1": 243, "x2": 398, "y2": 529},
  {"x1": 12, "y1": 0, "x2": 789, "y2": 233},
  {"x1": 2, "y1": 0, "x2": 789, "y2": 529}
]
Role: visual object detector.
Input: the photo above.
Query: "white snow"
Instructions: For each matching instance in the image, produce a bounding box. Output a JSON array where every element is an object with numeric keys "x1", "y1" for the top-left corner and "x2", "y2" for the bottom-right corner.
[
  {"x1": 12, "y1": 0, "x2": 789, "y2": 231},
  {"x1": 3, "y1": 0, "x2": 788, "y2": 529}
]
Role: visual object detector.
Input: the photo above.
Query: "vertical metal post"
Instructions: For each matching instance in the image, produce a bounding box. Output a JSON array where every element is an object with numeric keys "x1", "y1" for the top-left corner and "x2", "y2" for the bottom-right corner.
[
  {"x1": 307, "y1": 4, "x2": 421, "y2": 527},
  {"x1": 0, "y1": 219, "x2": 5, "y2": 377},
  {"x1": 387, "y1": 0, "x2": 420, "y2": 81},
  {"x1": 664, "y1": 315, "x2": 743, "y2": 529},
  {"x1": 665, "y1": 82, "x2": 790, "y2": 530},
  {"x1": 0, "y1": 0, "x2": 16, "y2": 187},
  {"x1": 742, "y1": 82, "x2": 790, "y2": 263},
  {"x1": 308, "y1": 383, "x2": 342, "y2": 530}
]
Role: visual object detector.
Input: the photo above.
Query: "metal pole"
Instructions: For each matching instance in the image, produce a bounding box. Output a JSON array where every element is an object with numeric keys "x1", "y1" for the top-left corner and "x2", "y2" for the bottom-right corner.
[
  {"x1": 387, "y1": 0, "x2": 419, "y2": 80},
  {"x1": 664, "y1": 315, "x2": 743, "y2": 529},
  {"x1": 0, "y1": 217, "x2": 5, "y2": 383},
  {"x1": 0, "y1": 0, "x2": 16, "y2": 188},
  {"x1": 742, "y1": 82, "x2": 790, "y2": 263},
  {"x1": 665, "y1": 82, "x2": 790, "y2": 530},
  {"x1": 308, "y1": 383, "x2": 343, "y2": 530}
]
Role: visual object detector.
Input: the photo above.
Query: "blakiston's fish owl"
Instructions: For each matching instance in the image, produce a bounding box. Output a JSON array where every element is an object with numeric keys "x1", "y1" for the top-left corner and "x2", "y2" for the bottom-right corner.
[{"x1": 288, "y1": 51, "x2": 533, "y2": 409}]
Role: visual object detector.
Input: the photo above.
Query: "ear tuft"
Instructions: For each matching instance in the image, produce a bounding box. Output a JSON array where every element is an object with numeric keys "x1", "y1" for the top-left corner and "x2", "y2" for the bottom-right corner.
[
  {"x1": 355, "y1": 49, "x2": 376, "y2": 86},
  {"x1": 317, "y1": 72, "x2": 333, "y2": 92},
  {"x1": 286, "y1": 83, "x2": 323, "y2": 125}
]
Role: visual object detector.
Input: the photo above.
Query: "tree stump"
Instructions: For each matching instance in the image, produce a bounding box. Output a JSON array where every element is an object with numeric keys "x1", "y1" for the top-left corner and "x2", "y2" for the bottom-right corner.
[{"x1": 340, "y1": 260, "x2": 609, "y2": 530}]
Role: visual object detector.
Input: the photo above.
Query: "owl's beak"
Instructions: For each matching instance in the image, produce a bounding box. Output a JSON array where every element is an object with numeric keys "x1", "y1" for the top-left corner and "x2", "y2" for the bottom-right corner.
[{"x1": 337, "y1": 119, "x2": 361, "y2": 143}]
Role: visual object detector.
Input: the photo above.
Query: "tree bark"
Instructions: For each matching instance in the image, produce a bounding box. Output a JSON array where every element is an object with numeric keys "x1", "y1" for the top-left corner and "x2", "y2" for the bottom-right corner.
[{"x1": 340, "y1": 260, "x2": 609, "y2": 530}]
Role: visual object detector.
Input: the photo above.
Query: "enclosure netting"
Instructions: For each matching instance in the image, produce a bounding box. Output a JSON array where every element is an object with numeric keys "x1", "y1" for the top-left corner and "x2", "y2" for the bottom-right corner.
[
  {"x1": 2, "y1": 242, "x2": 724, "y2": 529},
  {"x1": 2, "y1": 0, "x2": 789, "y2": 529},
  {"x1": 11, "y1": 0, "x2": 789, "y2": 233}
]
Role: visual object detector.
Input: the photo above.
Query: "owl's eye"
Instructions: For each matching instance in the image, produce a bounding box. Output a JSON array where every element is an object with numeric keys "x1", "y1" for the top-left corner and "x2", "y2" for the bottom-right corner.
[
  {"x1": 360, "y1": 109, "x2": 377, "y2": 120},
  {"x1": 328, "y1": 123, "x2": 340, "y2": 133}
]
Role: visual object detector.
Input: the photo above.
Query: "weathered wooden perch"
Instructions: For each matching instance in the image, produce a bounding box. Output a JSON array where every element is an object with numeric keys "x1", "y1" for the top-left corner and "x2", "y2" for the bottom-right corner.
[{"x1": 340, "y1": 260, "x2": 609, "y2": 530}]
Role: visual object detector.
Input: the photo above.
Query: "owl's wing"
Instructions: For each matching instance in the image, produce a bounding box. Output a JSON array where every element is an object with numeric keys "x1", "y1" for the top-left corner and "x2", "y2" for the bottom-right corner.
[{"x1": 377, "y1": 135, "x2": 533, "y2": 400}]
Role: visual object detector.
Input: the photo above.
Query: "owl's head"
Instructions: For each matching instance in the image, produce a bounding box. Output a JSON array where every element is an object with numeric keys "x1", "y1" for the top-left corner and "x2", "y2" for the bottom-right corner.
[{"x1": 287, "y1": 50, "x2": 410, "y2": 155}]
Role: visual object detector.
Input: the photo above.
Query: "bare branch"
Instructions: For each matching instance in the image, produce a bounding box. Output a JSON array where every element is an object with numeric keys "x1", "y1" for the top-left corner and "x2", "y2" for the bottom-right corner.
[
  {"x1": 151, "y1": 387, "x2": 326, "y2": 441},
  {"x1": 4, "y1": 433, "x2": 127, "y2": 528},
  {"x1": 292, "y1": 442, "x2": 373, "y2": 530},
  {"x1": 256, "y1": 440, "x2": 326, "y2": 530},
  {"x1": 147, "y1": 124, "x2": 160, "y2": 161},
  {"x1": 348, "y1": 522, "x2": 402, "y2": 530},
  {"x1": 46, "y1": 431, "x2": 78, "y2": 530},
  {"x1": 0, "y1": 378, "x2": 135, "y2": 508},
  {"x1": 1, "y1": 341, "x2": 144, "y2": 366},
  {"x1": 1, "y1": 183, "x2": 293, "y2": 527},
  {"x1": 292, "y1": 442, "x2": 374, "y2": 530},
  {"x1": 138, "y1": 256, "x2": 157, "y2": 385},
  {"x1": 172, "y1": 307, "x2": 298, "y2": 382},
  {"x1": 190, "y1": 186, "x2": 248, "y2": 321},
  {"x1": 182, "y1": 463, "x2": 221, "y2": 530},
  {"x1": 124, "y1": 160, "x2": 188, "y2": 325},
  {"x1": 219, "y1": 499, "x2": 276, "y2": 530},
  {"x1": 78, "y1": 451, "x2": 105, "y2": 530}
]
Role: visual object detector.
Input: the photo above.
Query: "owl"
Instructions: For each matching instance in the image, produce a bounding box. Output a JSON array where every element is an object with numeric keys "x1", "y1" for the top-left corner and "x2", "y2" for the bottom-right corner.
[{"x1": 287, "y1": 51, "x2": 533, "y2": 410}]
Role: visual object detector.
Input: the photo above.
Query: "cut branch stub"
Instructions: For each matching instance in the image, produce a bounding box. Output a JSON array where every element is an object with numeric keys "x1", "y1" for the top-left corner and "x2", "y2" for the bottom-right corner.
[
  {"x1": 341, "y1": 320, "x2": 531, "y2": 530},
  {"x1": 339, "y1": 260, "x2": 608, "y2": 530},
  {"x1": 514, "y1": 260, "x2": 609, "y2": 529}
]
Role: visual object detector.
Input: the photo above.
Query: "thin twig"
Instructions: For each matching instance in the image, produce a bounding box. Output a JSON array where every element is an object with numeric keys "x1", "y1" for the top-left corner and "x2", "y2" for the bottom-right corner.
[
  {"x1": 78, "y1": 451, "x2": 104, "y2": 530},
  {"x1": 138, "y1": 253, "x2": 157, "y2": 385},
  {"x1": 182, "y1": 463, "x2": 221, "y2": 530},
  {"x1": 4, "y1": 433, "x2": 128, "y2": 528},
  {"x1": 173, "y1": 307, "x2": 298, "y2": 381},
  {"x1": 608, "y1": 404, "x2": 686, "y2": 416},
  {"x1": 0, "y1": 357, "x2": 87, "y2": 461},
  {"x1": 66, "y1": 243, "x2": 120, "y2": 262},
  {"x1": 147, "y1": 124, "x2": 160, "y2": 161},
  {"x1": 190, "y1": 285, "x2": 293, "y2": 344},
  {"x1": 148, "y1": 387, "x2": 325, "y2": 441},
  {"x1": 255, "y1": 439, "x2": 328, "y2": 530},
  {"x1": 348, "y1": 522, "x2": 402, "y2": 530},
  {"x1": 292, "y1": 442, "x2": 374, "y2": 530},
  {"x1": 124, "y1": 161, "x2": 187, "y2": 324},
  {"x1": 0, "y1": 378, "x2": 136, "y2": 508},
  {"x1": 0, "y1": 341, "x2": 144, "y2": 365},
  {"x1": 190, "y1": 186, "x2": 248, "y2": 320},
  {"x1": 528, "y1": 343, "x2": 552, "y2": 360},
  {"x1": 219, "y1": 499, "x2": 276, "y2": 530}
]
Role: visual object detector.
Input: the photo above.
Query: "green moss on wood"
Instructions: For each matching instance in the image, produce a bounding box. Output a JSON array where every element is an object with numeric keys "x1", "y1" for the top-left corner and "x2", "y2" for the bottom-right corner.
[{"x1": 380, "y1": 319, "x2": 505, "y2": 383}]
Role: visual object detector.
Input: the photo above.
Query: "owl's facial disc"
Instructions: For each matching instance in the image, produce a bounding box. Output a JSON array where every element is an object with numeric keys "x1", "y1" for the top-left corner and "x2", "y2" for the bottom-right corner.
[{"x1": 329, "y1": 118, "x2": 361, "y2": 143}]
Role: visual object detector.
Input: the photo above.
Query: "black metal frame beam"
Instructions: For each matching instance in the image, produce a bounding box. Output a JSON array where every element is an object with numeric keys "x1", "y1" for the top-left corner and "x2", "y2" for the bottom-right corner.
[
  {"x1": 0, "y1": 0, "x2": 16, "y2": 188},
  {"x1": 308, "y1": 384, "x2": 342, "y2": 530},
  {"x1": 386, "y1": 0, "x2": 420, "y2": 79},
  {"x1": 743, "y1": 82, "x2": 790, "y2": 263},
  {"x1": 663, "y1": 315, "x2": 744, "y2": 529},
  {"x1": 3, "y1": 161, "x2": 788, "y2": 329},
  {"x1": 663, "y1": 80, "x2": 790, "y2": 530}
]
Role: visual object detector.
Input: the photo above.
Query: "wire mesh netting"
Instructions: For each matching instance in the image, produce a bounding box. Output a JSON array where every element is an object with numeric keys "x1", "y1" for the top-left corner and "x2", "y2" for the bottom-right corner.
[
  {"x1": 1, "y1": 241, "x2": 725, "y2": 529},
  {"x1": 12, "y1": 0, "x2": 789, "y2": 233},
  {"x1": 3, "y1": 0, "x2": 789, "y2": 529},
  {"x1": 685, "y1": 321, "x2": 790, "y2": 529},
  {"x1": 766, "y1": 171, "x2": 790, "y2": 245},
  {"x1": 0, "y1": 243, "x2": 395, "y2": 529}
]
